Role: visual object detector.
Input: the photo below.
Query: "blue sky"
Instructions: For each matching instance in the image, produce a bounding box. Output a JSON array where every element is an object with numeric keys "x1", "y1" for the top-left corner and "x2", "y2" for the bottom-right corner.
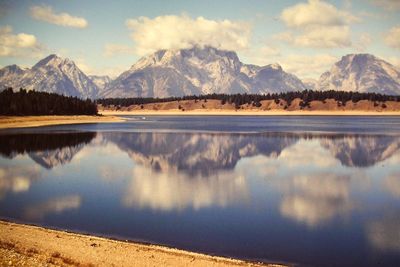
[{"x1": 0, "y1": 0, "x2": 399, "y2": 79}]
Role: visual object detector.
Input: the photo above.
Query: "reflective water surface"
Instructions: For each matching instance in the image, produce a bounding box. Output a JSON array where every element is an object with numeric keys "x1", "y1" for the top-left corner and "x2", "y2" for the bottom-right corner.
[{"x1": 1, "y1": 116, "x2": 400, "y2": 267}]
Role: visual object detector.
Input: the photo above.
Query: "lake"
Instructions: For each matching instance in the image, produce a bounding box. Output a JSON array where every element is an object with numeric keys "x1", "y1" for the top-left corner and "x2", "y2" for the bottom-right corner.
[{"x1": 1, "y1": 116, "x2": 400, "y2": 267}]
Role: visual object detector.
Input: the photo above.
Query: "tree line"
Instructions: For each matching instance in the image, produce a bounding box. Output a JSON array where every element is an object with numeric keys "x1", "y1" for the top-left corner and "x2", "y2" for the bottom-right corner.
[
  {"x1": 0, "y1": 88, "x2": 98, "y2": 115},
  {"x1": 98, "y1": 90, "x2": 400, "y2": 109},
  {"x1": 0, "y1": 132, "x2": 96, "y2": 159}
]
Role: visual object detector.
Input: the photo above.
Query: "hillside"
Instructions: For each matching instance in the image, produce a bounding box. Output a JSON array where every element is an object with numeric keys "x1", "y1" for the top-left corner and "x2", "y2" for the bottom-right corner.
[{"x1": 99, "y1": 98, "x2": 400, "y2": 113}]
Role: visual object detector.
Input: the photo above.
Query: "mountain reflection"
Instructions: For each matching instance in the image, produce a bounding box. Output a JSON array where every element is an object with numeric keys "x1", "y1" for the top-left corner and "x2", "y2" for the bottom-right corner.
[
  {"x1": 320, "y1": 136, "x2": 400, "y2": 167},
  {"x1": 105, "y1": 132, "x2": 297, "y2": 176},
  {"x1": 0, "y1": 132, "x2": 96, "y2": 169},
  {"x1": 103, "y1": 132, "x2": 400, "y2": 173},
  {"x1": 1, "y1": 132, "x2": 398, "y2": 171}
]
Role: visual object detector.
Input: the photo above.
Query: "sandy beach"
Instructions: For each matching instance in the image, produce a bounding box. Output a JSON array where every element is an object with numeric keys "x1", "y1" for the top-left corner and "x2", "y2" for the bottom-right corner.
[
  {"x1": 0, "y1": 221, "x2": 281, "y2": 267},
  {"x1": 0, "y1": 115, "x2": 125, "y2": 129}
]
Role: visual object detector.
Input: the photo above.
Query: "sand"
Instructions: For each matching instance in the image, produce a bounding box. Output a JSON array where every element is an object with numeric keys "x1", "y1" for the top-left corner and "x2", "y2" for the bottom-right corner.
[
  {"x1": 0, "y1": 221, "x2": 282, "y2": 267},
  {"x1": 0, "y1": 115, "x2": 125, "y2": 129}
]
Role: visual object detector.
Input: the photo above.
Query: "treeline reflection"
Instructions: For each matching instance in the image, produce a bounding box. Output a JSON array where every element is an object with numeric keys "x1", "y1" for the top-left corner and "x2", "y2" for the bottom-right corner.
[
  {"x1": 0, "y1": 132, "x2": 96, "y2": 158},
  {"x1": 0, "y1": 132, "x2": 399, "y2": 170}
]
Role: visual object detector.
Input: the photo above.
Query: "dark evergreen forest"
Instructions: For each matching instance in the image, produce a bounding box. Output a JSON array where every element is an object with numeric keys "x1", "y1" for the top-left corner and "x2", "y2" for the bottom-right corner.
[{"x1": 0, "y1": 88, "x2": 98, "y2": 115}]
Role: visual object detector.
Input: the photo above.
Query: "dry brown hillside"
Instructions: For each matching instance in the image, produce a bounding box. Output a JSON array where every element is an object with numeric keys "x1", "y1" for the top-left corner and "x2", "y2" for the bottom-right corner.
[{"x1": 99, "y1": 98, "x2": 400, "y2": 112}]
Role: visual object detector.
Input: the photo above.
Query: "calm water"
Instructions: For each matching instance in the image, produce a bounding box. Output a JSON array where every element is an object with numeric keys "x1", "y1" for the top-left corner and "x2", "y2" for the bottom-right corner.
[{"x1": 1, "y1": 116, "x2": 400, "y2": 267}]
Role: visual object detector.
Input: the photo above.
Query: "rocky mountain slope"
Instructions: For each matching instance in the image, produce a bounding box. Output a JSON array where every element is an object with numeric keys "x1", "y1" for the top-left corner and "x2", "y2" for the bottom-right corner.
[
  {"x1": 1, "y1": 51, "x2": 399, "y2": 99},
  {"x1": 101, "y1": 46, "x2": 306, "y2": 98},
  {"x1": 89, "y1": 75, "x2": 111, "y2": 91},
  {"x1": 318, "y1": 54, "x2": 400, "y2": 95},
  {"x1": 0, "y1": 55, "x2": 99, "y2": 99}
]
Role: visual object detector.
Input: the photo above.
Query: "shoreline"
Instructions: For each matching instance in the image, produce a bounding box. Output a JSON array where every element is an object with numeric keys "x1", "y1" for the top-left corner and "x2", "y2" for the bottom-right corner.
[
  {"x1": 100, "y1": 109, "x2": 400, "y2": 116},
  {"x1": 0, "y1": 220, "x2": 281, "y2": 267},
  {"x1": 0, "y1": 115, "x2": 125, "y2": 129}
]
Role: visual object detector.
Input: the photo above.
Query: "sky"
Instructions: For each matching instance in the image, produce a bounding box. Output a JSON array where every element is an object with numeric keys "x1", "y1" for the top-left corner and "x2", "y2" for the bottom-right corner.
[{"x1": 0, "y1": 0, "x2": 399, "y2": 79}]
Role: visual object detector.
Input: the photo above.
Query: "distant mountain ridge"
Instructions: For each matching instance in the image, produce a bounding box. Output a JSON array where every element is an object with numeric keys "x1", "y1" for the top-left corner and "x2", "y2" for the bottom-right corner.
[
  {"x1": 0, "y1": 54, "x2": 99, "y2": 99},
  {"x1": 102, "y1": 46, "x2": 306, "y2": 98},
  {"x1": 317, "y1": 54, "x2": 400, "y2": 95},
  {"x1": 1, "y1": 48, "x2": 399, "y2": 98}
]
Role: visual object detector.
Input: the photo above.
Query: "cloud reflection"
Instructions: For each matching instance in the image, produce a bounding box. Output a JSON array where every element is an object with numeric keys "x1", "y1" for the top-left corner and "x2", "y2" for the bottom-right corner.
[
  {"x1": 279, "y1": 173, "x2": 354, "y2": 227},
  {"x1": 123, "y1": 165, "x2": 248, "y2": 211},
  {"x1": 366, "y1": 213, "x2": 400, "y2": 252},
  {"x1": 384, "y1": 173, "x2": 400, "y2": 198},
  {"x1": 24, "y1": 195, "x2": 81, "y2": 220},
  {"x1": 0, "y1": 164, "x2": 41, "y2": 199}
]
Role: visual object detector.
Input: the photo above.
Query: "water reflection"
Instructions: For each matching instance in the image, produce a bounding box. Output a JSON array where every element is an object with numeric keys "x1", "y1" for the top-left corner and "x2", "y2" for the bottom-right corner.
[
  {"x1": 105, "y1": 132, "x2": 296, "y2": 176},
  {"x1": 0, "y1": 132, "x2": 96, "y2": 169},
  {"x1": 0, "y1": 128, "x2": 400, "y2": 267},
  {"x1": 367, "y1": 212, "x2": 400, "y2": 252},
  {"x1": 123, "y1": 165, "x2": 248, "y2": 211},
  {"x1": 24, "y1": 195, "x2": 81, "y2": 220},
  {"x1": 279, "y1": 173, "x2": 355, "y2": 227},
  {"x1": 0, "y1": 164, "x2": 41, "y2": 199},
  {"x1": 384, "y1": 173, "x2": 400, "y2": 198},
  {"x1": 321, "y1": 136, "x2": 400, "y2": 167}
]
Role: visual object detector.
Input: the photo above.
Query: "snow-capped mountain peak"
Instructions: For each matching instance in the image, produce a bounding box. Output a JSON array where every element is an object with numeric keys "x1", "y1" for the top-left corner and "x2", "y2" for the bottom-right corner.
[
  {"x1": 0, "y1": 54, "x2": 99, "y2": 99},
  {"x1": 318, "y1": 53, "x2": 400, "y2": 95},
  {"x1": 102, "y1": 46, "x2": 306, "y2": 98}
]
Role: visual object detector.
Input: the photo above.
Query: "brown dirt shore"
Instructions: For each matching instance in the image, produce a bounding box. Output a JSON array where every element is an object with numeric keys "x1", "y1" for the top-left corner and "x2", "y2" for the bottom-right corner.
[
  {"x1": 0, "y1": 115, "x2": 125, "y2": 129},
  {"x1": 0, "y1": 221, "x2": 283, "y2": 267}
]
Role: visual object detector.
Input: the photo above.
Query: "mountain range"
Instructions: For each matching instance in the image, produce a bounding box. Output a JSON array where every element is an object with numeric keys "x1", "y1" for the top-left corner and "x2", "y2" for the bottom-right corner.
[
  {"x1": 0, "y1": 55, "x2": 99, "y2": 98},
  {"x1": 1, "y1": 46, "x2": 399, "y2": 98}
]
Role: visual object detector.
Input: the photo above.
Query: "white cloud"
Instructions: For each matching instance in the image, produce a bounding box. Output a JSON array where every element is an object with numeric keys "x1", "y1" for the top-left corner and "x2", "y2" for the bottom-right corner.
[
  {"x1": 75, "y1": 58, "x2": 93, "y2": 74},
  {"x1": 278, "y1": 54, "x2": 338, "y2": 79},
  {"x1": 384, "y1": 26, "x2": 400, "y2": 49},
  {"x1": 385, "y1": 56, "x2": 400, "y2": 68},
  {"x1": 30, "y1": 5, "x2": 88, "y2": 28},
  {"x1": 281, "y1": 0, "x2": 357, "y2": 28},
  {"x1": 104, "y1": 43, "x2": 136, "y2": 57},
  {"x1": 256, "y1": 45, "x2": 281, "y2": 58},
  {"x1": 293, "y1": 26, "x2": 351, "y2": 48},
  {"x1": 125, "y1": 15, "x2": 251, "y2": 56},
  {"x1": 354, "y1": 33, "x2": 372, "y2": 52},
  {"x1": 371, "y1": 0, "x2": 400, "y2": 11},
  {"x1": 241, "y1": 45, "x2": 281, "y2": 66},
  {"x1": 74, "y1": 57, "x2": 127, "y2": 77},
  {"x1": 272, "y1": 31, "x2": 294, "y2": 43},
  {"x1": 0, "y1": 26, "x2": 43, "y2": 57},
  {"x1": 278, "y1": 0, "x2": 358, "y2": 48}
]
